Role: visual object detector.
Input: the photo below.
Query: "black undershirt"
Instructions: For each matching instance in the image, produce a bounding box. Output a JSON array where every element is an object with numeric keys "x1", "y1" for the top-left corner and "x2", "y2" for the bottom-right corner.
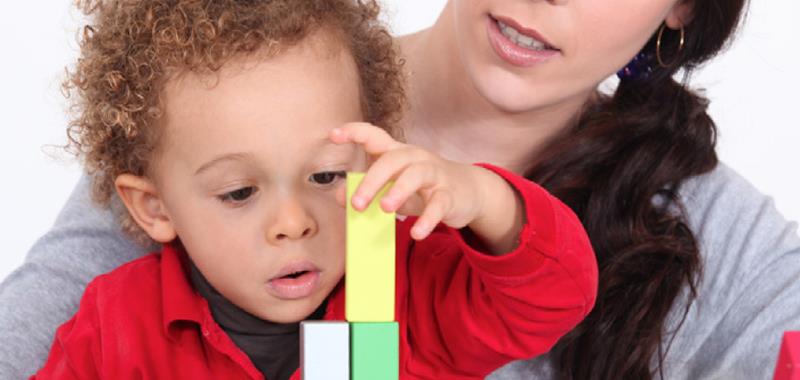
[{"x1": 189, "y1": 262, "x2": 326, "y2": 380}]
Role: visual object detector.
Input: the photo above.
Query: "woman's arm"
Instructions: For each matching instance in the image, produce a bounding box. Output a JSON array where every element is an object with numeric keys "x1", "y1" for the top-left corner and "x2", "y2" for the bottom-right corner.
[{"x1": 0, "y1": 175, "x2": 150, "y2": 378}]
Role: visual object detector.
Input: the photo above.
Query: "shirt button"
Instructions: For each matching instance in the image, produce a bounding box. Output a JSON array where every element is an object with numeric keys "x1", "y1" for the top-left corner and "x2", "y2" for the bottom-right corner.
[{"x1": 202, "y1": 329, "x2": 210, "y2": 336}]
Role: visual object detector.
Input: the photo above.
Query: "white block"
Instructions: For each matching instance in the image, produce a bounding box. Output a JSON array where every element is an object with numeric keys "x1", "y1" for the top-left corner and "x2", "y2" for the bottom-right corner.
[{"x1": 300, "y1": 321, "x2": 350, "y2": 380}]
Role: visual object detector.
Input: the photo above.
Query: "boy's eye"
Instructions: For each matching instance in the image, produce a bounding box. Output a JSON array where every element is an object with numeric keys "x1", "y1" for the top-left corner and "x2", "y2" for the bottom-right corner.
[
  {"x1": 309, "y1": 171, "x2": 346, "y2": 185},
  {"x1": 219, "y1": 187, "x2": 256, "y2": 203}
]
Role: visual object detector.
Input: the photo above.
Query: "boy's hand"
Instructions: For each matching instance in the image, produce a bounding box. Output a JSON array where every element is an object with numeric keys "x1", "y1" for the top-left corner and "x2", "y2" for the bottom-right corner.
[{"x1": 330, "y1": 123, "x2": 523, "y2": 253}]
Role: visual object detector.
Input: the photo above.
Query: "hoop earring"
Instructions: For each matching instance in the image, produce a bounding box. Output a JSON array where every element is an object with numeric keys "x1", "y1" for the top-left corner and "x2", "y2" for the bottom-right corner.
[{"x1": 656, "y1": 23, "x2": 685, "y2": 68}]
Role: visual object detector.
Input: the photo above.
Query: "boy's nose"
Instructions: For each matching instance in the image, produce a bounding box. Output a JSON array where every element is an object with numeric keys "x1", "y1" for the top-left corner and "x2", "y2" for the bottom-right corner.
[{"x1": 267, "y1": 197, "x2": 318, "y2": 244}]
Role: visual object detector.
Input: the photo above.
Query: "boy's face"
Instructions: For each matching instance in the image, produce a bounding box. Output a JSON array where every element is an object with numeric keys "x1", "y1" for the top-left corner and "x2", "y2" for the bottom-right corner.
[{"x1": 145, "y1": 35, "x2": 365, "y2": 323}]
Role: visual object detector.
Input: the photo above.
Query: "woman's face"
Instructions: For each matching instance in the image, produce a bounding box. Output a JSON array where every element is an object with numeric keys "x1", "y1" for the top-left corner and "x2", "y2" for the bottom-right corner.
[{"x1": 450, "y1": 0, "x2": 687, "y2": 113}]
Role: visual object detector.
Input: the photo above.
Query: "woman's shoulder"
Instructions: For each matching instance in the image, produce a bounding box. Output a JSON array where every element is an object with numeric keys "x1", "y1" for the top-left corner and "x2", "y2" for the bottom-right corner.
[
  {"x1": 660, "y1": 163, "x2": 800, "y2": 378},
  {"x1": 677, "y1": 162, "x2": 798, "y2": 253},
  {"x1": 675, "y1": 162, "x2": 799, "y2": 287}
]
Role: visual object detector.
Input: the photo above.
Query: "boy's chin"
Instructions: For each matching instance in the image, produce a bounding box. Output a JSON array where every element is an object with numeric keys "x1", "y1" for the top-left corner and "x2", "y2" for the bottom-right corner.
[{"x1": 255, "y1": 300, "x2": 326, "y2": 324}]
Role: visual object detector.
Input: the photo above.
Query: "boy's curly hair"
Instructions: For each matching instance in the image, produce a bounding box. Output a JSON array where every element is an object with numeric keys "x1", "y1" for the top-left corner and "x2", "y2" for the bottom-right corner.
[{"x1": 64, "y1": 0, "x2": 405, "y2": 239}]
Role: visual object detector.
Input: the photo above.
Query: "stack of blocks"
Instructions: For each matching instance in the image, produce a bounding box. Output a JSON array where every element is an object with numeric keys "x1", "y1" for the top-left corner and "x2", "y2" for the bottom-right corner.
[{"x1": 300, "y1": 173, "x2": 399, "y2": 380}]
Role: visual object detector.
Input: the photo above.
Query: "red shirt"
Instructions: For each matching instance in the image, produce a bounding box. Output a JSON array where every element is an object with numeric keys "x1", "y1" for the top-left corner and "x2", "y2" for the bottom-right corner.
[{"x1": 32, "y1": 164, "x2": 597, "y2": 380}]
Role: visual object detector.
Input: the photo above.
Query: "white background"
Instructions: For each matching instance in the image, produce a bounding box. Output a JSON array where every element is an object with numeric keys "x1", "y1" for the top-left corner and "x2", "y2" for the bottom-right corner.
[{"x1": 1, "y1": 0, "x2": 797, "y2": 282}]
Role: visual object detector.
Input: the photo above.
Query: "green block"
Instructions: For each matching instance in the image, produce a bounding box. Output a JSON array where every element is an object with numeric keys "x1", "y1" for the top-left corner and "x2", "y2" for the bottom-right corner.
[{"x1": 350, "y1": 322, "x2": 399, "y2": 380}]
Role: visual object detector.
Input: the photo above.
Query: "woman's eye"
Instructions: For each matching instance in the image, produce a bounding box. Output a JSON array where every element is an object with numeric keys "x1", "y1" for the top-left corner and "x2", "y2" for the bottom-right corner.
[
  {"x1": 309, "y1": 171, "x2": 346, "y2": 185},
  {"x1": 219, "y1": 187, "x2": 256, "y2": 203}
]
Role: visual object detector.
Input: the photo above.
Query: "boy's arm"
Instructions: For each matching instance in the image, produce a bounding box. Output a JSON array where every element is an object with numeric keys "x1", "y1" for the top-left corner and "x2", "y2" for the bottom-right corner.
[
  {"x1": 0, "y1": 175, "x2": 150, "y2": 378},
  {"x1": 404, "y1": 164, "x2": 598, "y2": 377},
  {"x1": 463, "y1": 164, "x2": 526, "y2": 255}
]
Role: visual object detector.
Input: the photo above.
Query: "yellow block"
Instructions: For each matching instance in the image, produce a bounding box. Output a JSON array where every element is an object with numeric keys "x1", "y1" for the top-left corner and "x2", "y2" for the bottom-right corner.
[{"x1": 345, "y1": 172, "x2": 396, "y2": 322}]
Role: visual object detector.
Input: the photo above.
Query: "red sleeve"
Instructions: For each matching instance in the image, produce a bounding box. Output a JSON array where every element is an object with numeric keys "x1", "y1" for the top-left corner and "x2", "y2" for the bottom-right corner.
[
  {"x1": 403, "y1": 163, "x2": 598, "y2": 378},
  {"x1": 30, "y1": 280, "x2": 103, "y2": 380}
]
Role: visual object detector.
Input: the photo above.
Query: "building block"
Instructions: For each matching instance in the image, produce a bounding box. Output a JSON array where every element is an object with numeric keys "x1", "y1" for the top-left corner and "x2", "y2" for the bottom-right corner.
[
  {"x1": 350, "y1": 322, "x2": 399, "y2": 380},
  {"x1": 345, "y1": 172, "x2": 396, "y2": 322},
  {"x1": 300, "y1": 321, "x2": 350, "y2": 380},
  {"x1": 775, "y1": 331, "x2": 800, "y2": 380}
]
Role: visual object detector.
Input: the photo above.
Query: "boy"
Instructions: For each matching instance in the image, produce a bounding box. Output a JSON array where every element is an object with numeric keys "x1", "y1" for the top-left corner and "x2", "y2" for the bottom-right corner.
[{"x1": 33, "y1": 0, "x2": 597, "y2": 379}]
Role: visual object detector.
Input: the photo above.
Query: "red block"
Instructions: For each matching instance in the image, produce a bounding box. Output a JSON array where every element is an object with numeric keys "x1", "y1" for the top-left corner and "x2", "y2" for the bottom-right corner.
[{"x1": 774, "y1": 331, "x2": 800, "y2": 380}]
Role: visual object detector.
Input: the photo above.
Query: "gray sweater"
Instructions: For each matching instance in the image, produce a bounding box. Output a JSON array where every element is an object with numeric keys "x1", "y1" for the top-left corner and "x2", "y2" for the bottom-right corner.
[{"x1": 1, "y1": 163, "x2": 798, "y2": 379}]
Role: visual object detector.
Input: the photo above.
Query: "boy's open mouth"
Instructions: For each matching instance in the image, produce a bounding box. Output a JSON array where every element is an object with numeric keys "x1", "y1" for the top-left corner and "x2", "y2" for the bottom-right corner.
[
  {"x1": 282, "y1": 270, "x2": 309, "y2": 279},
  {"x1": 266, "y1": 261, "x2": 322, "y2": 300}
]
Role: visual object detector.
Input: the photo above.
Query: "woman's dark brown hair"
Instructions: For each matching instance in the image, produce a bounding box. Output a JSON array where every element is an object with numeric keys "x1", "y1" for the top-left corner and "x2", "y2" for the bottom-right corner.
[{"x1": 527, "y1": 1, "x2": 748, "y2": 378}]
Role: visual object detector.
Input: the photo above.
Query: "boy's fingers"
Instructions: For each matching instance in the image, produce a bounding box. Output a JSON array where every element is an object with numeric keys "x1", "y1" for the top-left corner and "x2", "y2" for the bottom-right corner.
[
  {"x1": 380, "y1": 162, "x2": 433, "y2": 213},
  {"x1": 330, "y1": 122, "x2": 401, "y2": 155},
  {"x1": 411, "y1": 189, "x2": 451, "y2": 240},
  {"x1": 350, "y1": 149, "x2": 413, "y2": 211},
  {"x1": 395, "y1": 195, "x2": 425, "y2": 217}
]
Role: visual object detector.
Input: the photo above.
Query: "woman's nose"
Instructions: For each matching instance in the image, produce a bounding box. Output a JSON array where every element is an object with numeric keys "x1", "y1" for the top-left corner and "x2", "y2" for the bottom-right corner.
[{"x1": 266, "y1": 197, "x2": 318, "y2": 244}]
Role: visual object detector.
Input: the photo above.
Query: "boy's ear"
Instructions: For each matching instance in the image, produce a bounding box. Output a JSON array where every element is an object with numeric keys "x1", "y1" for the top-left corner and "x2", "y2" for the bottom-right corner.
[
  {"x1": 114, "y1": 174, "x2": 177, "y2": 243},
  {"x1": 666, "y1": 0, "x2": 694, "y2": 29}
]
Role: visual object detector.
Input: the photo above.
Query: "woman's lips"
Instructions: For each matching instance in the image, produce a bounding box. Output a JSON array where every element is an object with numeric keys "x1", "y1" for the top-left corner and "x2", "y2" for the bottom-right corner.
[
  {"x1": 266, "y1": 261, "x2": 321, "y2": 300},
  {"x1": 486, "y1": 15, "x2": 560, "y2": 67}
]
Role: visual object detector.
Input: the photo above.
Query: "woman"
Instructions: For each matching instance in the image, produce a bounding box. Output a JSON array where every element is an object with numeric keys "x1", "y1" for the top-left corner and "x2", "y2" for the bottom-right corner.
[
  {"x1": 399, "y1": 1, "x2": 797, "y2": 379},
  {"x1": 2, "y1": 0, "x2": 797, "y2": 379}
]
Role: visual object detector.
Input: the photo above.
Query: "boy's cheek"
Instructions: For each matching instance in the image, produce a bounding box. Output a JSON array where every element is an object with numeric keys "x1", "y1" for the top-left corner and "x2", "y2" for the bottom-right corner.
[{"x1": 335, "y1": 184, "x2": 348, "y2": 207}]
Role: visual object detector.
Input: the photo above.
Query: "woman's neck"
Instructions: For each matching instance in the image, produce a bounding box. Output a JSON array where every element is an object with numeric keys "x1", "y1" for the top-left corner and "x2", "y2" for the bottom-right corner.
[{"x1": 397, "y1": 4, "x2": 589, "y2": 175}]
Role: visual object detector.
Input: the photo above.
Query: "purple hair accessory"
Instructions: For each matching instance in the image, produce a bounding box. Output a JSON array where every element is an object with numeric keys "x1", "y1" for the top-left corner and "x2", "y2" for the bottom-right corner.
[{"x1": 616, "y1": 52, "x2": 655, "y2": 81}]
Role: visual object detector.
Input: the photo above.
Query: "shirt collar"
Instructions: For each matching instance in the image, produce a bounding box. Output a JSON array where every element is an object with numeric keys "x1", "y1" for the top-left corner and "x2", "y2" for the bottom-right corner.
[
  {"x1": 158, "y1": 241, "x2": 347, "y2": 340},
  {"x1": 160, "y1": 241, "x2": 208, "y2": 340}
]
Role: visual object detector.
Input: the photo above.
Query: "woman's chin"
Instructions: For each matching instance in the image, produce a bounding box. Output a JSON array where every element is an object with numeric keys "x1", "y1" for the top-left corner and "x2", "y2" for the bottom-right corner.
[
  {"x1": 476, "y1": 81, "x2": 547, "y2": 114},
  {"x1": 465, "y1": 66, "x2": 547, "y2": 113},
  {"x1": 472, "y1": 68, "x2": 593, "y2": 116}
]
